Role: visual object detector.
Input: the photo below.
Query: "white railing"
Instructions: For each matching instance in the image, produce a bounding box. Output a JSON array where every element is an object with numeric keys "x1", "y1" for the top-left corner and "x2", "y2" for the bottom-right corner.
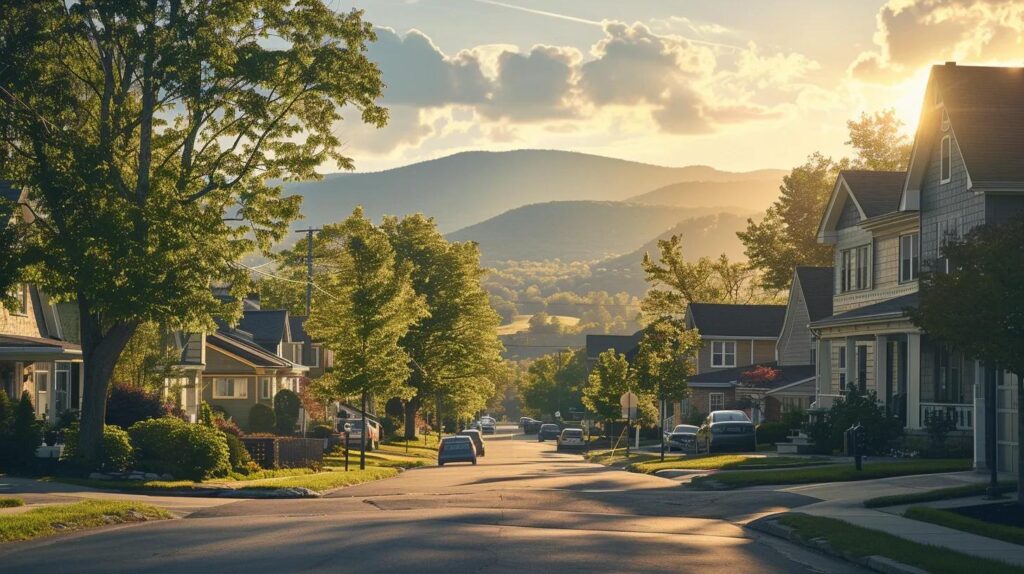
[
  {"x1": 921, "y1": 403, "x2": 973, "y2": 430},
  {"x1": 662, "y1": 414, "x2": 677, "y2": 432},
  {"x1": 811, "y1": 394, "x2": 844, "y2": 411}
]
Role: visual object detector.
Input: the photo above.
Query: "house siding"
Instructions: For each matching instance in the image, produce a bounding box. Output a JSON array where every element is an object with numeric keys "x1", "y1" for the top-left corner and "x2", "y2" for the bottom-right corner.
[
  {"x1": 0, "y1": 286, "x2": 44, "y2": 338},
  {"x1": 697, "y1": 339, "x2": 775, "y2": 373},
  {"x1": 778, "y1": 277, "x2": 812, "y2": 366},
  {"x1": 837, "y1": 198, "x2": 861, "y2": 229},
  {"x1": 920, "y1": 130, "x2": 984, "y2": 266}
]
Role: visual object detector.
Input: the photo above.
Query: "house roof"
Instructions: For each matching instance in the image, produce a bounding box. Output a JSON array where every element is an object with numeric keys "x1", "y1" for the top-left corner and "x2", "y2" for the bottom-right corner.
[
  {"x1": 289, "y1": 316, "x2": 310, "y2": 345},
  {"x1": 0, "y1": 334, "x2": 81, "y2": 360},
  {"x1": 236, "y1": 310, "x2": 289, "y2": 352},
  {"x1": 930, "y1": 64, "x2": 1024, "y2": 184},
  {"x1": 585, "y1": 331, "x2": 642, "y2": 361},
  {"x1": 840, "y1": 170, "x2": 907, "y2": 218},
  {"x1": 688, "y1": 361, "x2": 816, "y2": 390},
  {"x1": 686, "y1": 303, "x2": 786, "y2": 338},
  {"x1": 207, "y1": 331, "x2": 295, "y2": 369},
  {"x1": 794, "y1": 266, "x2": 834, "y2": 322},
  {"x1": 810, "y1": 292, "x2": 918, "y2": 328}
]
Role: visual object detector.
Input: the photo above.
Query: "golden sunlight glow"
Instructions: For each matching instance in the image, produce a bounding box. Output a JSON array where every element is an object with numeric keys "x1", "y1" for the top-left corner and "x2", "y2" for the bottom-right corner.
[{"x1": 889, "y1": 67, "x2": 933, "y2": 135}]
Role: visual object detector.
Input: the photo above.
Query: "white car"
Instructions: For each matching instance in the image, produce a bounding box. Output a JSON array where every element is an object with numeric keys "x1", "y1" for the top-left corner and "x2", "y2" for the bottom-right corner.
[
  {"x1": 479, "y1": 416, "x2": 496, "y2": 435},
  {"x1": 556, "y1": 428, "x2": 586, "y2": 452}
]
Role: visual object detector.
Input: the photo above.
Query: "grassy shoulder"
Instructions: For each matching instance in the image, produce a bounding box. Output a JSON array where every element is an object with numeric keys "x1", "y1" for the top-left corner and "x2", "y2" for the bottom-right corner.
[
  {"x1": 777, "y1": 513, "x2": 1024, "y2": 574},
  {"x1": 691, "y1": 458, "x2": 972, "y2": 489},
  {"x1": 905, "y1": 506, "x2": 1024, "y2": 546},
  {"x1": 0, "y1": 498, "x2": 25, "y2": 508},
  {"x1": 585, "y1": 449, "x2": 660, "y2": 467},
  {"x1": 0, "y1": 500, "x2": 171, "y2": 543},
  {"x1": 628, "y1": 454, "x2": 832, "y2": 474},
  {"x1": 864, "y1": 481, "x2": 1017, "y2": 508},
  {"x1": 235, "y1": 467, "x2": 398, "y2": 492}
]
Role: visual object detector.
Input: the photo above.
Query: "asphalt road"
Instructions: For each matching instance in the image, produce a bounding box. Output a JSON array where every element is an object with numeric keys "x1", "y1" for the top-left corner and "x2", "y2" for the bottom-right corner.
[{"x1": 0, "y1": 426, "x2": 867, "y2": 573}]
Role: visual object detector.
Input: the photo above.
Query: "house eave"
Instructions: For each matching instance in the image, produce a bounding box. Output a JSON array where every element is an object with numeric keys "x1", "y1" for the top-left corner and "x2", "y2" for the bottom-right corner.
[{"x1": 859, "y1": 210, "x2": 919, "y2": 233}]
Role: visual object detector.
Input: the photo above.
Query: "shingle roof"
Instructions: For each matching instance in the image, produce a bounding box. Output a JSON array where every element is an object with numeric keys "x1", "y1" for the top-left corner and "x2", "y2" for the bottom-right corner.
[
  {"x1": 236, "y1": 310, "x2": 288, "y2": 352},
  {"x1": 687, "y1": 303, "x2": 786, "y2": 338},
  {"x1": 810, "y1": 292, "x2": 918, "y2": 327},
  {"x1": 795, "y1": 266, "x2": 834, "y2": 322},
  {"x1": 931, "y1": 64, "x2": 1024, "y2": 184},
  {"x1": 289, "y1": 316, "x2": 310, "y2": 344},
  {"x1": 688, "y1": 361, "x2": 816, "y2": 390},
  {"x1": 840, "y1": 170, "x2": 906, "y2": 218},
  {"x1": 207, "y1": 332, "x2": 293, "y2": 368},
  {"x1": 586, "y1": 331, "x2": 642, "y2": 361}
]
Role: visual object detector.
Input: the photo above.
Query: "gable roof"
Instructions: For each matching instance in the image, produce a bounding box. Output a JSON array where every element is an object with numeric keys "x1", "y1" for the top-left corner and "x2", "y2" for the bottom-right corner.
[
  {"x1": 207, "y1": 331, "x2": 295, "y2": 369},
  {"x1": 794, "y1": 266, "x2": 833, "y2": 322},
  {"x1": 686, "y1": 303, "x2": 786, "y2": 338},
  {"x1": 817, "y1": 170, "x2": 906, "y2": 241},
  {"x1": 289, "y1": 316, "x2": 310, "y2": 345},
  {"x1": 585, "y1": 331, "x2": 642, "y2": 361},
  {"x1": 236, "y1": 309, "x2": 289, "y2": 352}
]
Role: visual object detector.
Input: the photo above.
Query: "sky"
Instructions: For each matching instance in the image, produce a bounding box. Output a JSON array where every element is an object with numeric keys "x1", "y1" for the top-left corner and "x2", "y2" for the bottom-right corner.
[{"x1": 327, "y1": 0, "x2": 1024, "y2": 173}]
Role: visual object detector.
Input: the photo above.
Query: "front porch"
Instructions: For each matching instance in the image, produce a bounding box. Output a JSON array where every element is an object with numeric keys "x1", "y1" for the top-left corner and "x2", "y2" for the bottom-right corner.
[{"x1": 0, "y1": 334, "x2": 84, "y2": 421}]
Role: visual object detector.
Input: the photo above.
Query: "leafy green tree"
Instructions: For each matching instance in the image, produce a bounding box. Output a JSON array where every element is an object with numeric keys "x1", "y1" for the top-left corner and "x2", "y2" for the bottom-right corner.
[
  {"x1": 909, "y1": 218, "x2": 1024, "y2": 504},
  {"x1": 111, "y1": 322, "x2": 182, "y2": 391},
  {"x1": 0, "y1": 1, "x2": 386, "y2": 465},
  {"x1": 641, "y1": 240, "x2": 772, "y2": 318},
  {"x1": 305, "y1": 208, "x2": 426, "y2": 468},
  {"x1": 520, "y1": 349, "x2": 587, "y2": 420},
  {"x1": 382, "y1": 214, "x2": 503, "y2": 439},
  {"x1": 634, "y1": 318, "x2": 701, "y2": 460},
  {"x1": 846, "y1": 109, "x2": 912, "y2": 171},
  {"x1": 583, "y1": 349, "x2": 633, "y2": 446},
  {"x1": 11, "y1": 391, "x2": 42, "y2": 470}
]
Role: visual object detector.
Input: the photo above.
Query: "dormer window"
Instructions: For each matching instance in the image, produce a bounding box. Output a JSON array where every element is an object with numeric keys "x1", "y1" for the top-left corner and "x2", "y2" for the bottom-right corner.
[{"x1": 940, "y1": 135, "x2": 952, "y2": 183}]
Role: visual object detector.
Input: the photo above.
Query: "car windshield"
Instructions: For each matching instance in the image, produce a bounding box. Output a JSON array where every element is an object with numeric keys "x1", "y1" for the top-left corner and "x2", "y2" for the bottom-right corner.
[
  {"x1": 458, "y1": 431, "x2": 479, "y2": 438},
  {"x1": 561, "y1": 430, "x2": 583, "y2": 438},
  {"x1": 443, "y1": 441, "x2": 471, "y2": 452},
  {"x1": 540, "y1": 424, "x2": 559, "y2": 431},
  {"x1": 713, "y1": 412, "x2": 750, "y2": 423},
  {"x1": 672, "y1": 425, "x2": 699, "y2": 433}
]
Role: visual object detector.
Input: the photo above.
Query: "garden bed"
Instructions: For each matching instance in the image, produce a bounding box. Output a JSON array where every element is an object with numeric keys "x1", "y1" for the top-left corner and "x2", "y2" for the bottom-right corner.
[
  {"x1": 690, "y1": 458, "x2": 972, "y2": 490},
  {"x1": 905, "y1": 503, "x2": 1024, "y2": 546},
  {"x1": 864, "y1": 481, "x2": 1016, "y2": 508}
]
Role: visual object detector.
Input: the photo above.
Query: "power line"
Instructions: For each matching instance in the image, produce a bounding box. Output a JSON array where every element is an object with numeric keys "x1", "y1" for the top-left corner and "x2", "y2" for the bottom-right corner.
[{"x1": 232, "y1": 261, "x2": 343, "y2": 303}]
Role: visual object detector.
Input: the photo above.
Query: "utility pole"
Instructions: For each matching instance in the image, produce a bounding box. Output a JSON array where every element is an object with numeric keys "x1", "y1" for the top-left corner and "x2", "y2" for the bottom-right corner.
[{"x1": 295, "y1": 227, "x2": 321, "y2": 317}]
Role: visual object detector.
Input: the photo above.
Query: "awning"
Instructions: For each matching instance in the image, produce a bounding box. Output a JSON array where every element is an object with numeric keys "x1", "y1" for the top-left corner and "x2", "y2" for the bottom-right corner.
[{"x1": 0, "y1": 334, "x2": 82, "y2": 361}]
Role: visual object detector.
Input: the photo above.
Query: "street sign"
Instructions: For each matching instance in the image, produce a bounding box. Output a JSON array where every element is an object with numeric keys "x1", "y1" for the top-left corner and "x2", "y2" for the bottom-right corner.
[{"x1": 620, "y1": 392, "x2": 638, "y2": 419}]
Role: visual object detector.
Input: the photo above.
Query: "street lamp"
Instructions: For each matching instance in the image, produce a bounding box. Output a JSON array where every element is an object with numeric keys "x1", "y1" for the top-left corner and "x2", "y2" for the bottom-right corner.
[{"x1": 342, "y1": 422, "x2": 352, "y2": 472}]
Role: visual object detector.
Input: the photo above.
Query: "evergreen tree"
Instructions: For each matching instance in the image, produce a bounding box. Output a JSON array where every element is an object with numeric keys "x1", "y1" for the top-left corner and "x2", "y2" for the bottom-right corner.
[
  {"x1": 12, "y1": 391, "x2": 42, "y2": 470},
  {"x1": 305, "y1": 208, "x2": 426, "y2": 469}
]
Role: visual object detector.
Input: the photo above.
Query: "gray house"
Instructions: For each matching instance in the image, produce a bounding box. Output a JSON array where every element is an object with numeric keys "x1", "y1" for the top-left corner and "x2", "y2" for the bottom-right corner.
[{"x1": 811, "y1": 62, "x2": 1023, "y2": 474}]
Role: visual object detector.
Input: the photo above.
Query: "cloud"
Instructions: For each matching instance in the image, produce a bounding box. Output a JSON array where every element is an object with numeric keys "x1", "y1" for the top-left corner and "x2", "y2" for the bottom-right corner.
[
  {"x1": 369, "y1": 28, "x2": 490, "y2": 106},
  {"x1": 340, "y1": 105, "x2": 433, "y2": 154},
  {"x1": 851, "y1": 0, "x2": 1024, "y2": 82},
  {"x1": 481, "y1": 45, "x2": 581, "y2": 121}
]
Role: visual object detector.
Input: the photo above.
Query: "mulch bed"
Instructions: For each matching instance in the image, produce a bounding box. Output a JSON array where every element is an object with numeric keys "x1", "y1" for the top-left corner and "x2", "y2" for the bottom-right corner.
[{"x1": 951, "y1": 501, "x2": 1024, "y2": 529}]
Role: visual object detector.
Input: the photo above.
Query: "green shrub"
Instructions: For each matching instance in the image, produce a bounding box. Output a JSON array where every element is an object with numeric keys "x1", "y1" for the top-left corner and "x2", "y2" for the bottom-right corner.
[
  {"x1": 105, "y1": 382, "x2": 165, "y2": 428},
  {"x1": 806, "y1": 388, "x2": 902, "y2": 455},
  {"x1": 755, "y1": 422, "x2": 790, "y2": 445},
  {"x1": 214, "y1": 416, "x2": 242, "y2": 437},
  {"x1": 0, "y1": 389, "x2": 14, "y2": 469},
  {"x1": 249, "y1": 403, "x2": 276, "y2": 434},
  {"x1": 224, "y1": 432, "x2": 254, "y2": 472},
  {"x1": 198, "y1": 402, "x2": 215, "y2": 427},
  {"x1": 62, "y1": 423, "x2": 135, "y2": 472},
  {"x1": 310, "y1": 424, "x2": 333, "y2": 439},
  {"x1": 128, "y1": 417, "x2": 230, "y2": 480},
  {"x1": 274, "y1": 389, "x2": 300, "y2": 435}
]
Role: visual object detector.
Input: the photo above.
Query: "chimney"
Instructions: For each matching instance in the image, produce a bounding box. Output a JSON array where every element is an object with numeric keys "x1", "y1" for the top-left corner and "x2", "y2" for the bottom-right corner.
[{"x1": 945, "y1": 61, "x2": 957, "y2": 67}]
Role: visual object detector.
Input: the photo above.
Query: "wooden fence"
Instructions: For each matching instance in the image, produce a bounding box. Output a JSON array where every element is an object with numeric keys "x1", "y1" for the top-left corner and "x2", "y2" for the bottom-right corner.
[{"x1": 240, "y1": 437, "x2": 327, "y2": 469}]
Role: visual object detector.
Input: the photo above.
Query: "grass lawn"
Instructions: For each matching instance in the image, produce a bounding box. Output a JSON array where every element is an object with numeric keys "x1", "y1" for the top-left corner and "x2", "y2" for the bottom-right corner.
[
  {"x1": 905, "y1": 506, "x2": 1024, "y2": 546},
  {"x1": 0, "y1": 498, "x2": 25, "y2": 508},
  {"x1": 777, "y1": 513, "x2": 1024, "y2": 574},
  {"x1": 383, "y1": 434, "x2": 440, "y2": 452},
  {"x1": 585, "y1": 449, "x2": 660, "y2": 467},
  {"x1": 0, "y1": 500, "x2": 171, "y2": 543},
  {"x1": 691, "y1": 458, "x2": 972, "y2": 489},
  {"x1": 628, "y1": 454, "x2": 832, "y2": 474},
  {"x1": 235, "y1": 468, "x2": 398, "y2": 492},
  {"x1": 864, "y1": 481, "x2": 1017, "y2": 508}
]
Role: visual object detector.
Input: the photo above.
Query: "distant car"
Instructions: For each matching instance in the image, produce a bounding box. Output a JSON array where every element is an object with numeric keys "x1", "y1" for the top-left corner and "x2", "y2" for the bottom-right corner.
[
  {"x1": 438, "y1": 436, "x2": 477, "y2": 466},
  {"x1": 342, "y1": 418, "x2": 380, "y2": 450},
  {"x1": 665, "y1": 424, "x2": 699, "y2": 453},
  {"x1": 519, "y1": 417, "x2": 532, "y2": 428},
  {"x1": 556, "y1": 428, "x2": 586, "y2": 452},
  {"x1": 537, "y1": 424, "x2": 561, "y2": 442},
  {"x1": 457, "y1": 429, "x2": 485, "y2": 456},
  {"x1": 697, "y1": 411, "x2": 756, "y2": 454},
  {"x1": 522, "y1": 419, "x2": 542, "y2": 434},
  {"x1": 479, "y1": 416, "x2": 496, "y2": 435}
]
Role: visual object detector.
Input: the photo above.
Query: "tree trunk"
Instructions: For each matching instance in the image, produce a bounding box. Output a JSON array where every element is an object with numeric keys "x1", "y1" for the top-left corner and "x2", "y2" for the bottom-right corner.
[
  {"x1": 359, "y1": 390, "x2": 367, "y2": 470},
  {"x1": 76, "y1": 298, "x2": 137, "y2": 469},
  {"x1": 404, "y1": 394, "x2": 420, "y2": 440},
  {"x1": 659, "y1": 396, "x2": 665, "y2": 462}
]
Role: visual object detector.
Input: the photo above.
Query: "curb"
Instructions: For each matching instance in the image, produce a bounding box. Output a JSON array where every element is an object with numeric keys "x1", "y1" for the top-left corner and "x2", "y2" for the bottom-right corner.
[{"x1": 747, "y1": 515, "x2": 929, "y2": 574}]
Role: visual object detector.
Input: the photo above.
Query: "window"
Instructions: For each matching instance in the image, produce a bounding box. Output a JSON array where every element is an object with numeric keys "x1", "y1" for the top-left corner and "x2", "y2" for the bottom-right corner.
[
  {"x1": 856, "y1": 345, "x2": 869, "y2": 391},
  {"x1": 899, "y1": 233, "x2": 920, "y2": 282},
  {"x1": 34, "y1": 370, "x2": 49, "y2": 418},
  {"x1": 709, "y1": 392, "x2": 725, "y2": 412},
  {"x1": 55, "y1": 362, "x2": 72, "y2": 413},
  {"x1": 260, "y1": 377, "x2": 273, "y2": 400},
  {"x1": 310, "y1": 346, "x2": 320, "y2": 368},
  {"x1": 711, "y1": 341, "x2": 736, "y2": 367},
  {"x1": 809, "y1": 346, "x2": 817, "y2": 366},
  {"x1": 940, "y1": 135, "x2": 952, "y2": 183},
  {"x1": 837, "y1": 346, "x2": 847, "y2": 390},
  {"x1": 212, "y1": 377, "x2": 247, "y2": 399},
  {"x1": 840, "y1": 245, "x2": 870, "y2": 292}
]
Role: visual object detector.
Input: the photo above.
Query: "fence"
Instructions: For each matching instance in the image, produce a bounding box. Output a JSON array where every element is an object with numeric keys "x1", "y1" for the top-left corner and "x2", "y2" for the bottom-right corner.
[{"x1": 240, "y1": 437, "x2": 327, "y2": 469}]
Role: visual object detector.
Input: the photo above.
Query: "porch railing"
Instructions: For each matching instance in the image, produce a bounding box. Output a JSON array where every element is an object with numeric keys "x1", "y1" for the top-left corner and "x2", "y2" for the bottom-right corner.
[{"x1": 920, "y1": 403, "x2": 973, "y2": 430}]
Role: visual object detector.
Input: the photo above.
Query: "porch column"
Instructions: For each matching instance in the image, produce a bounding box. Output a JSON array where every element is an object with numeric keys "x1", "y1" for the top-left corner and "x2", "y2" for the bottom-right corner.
[
  {"x1": 816, "y1": 338, "x2": 831, "y2": 398},
  {"x1": 845, "y1": 338, "x2": 857, "y2": 390},
  {"x1": 973, "y1": 362, "x2": 987, "y2": 470},
  {"x1": 875, "y1": 335, "x2": 888, "y2": 407},
  {"x1": 906, "y1": 333, "x2": 922, "y2": 429}
]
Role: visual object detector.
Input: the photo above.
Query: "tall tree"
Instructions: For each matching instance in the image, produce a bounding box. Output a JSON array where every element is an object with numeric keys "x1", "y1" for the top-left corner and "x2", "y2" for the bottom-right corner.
[
  {"x1": 582, "y1": 349, "x2": 633, "y2": 448},
  {"x1": 846, "y1": 109, "x2": 912, "y2": 171},
  {"x1": 641, "y1": 239, "x2": 772, "y2": 318},
  {"x1": 382, "y1": 214, "x2": 503, "y2": 439},
  {"x1": 634, "y1": 318, "x2": 701, "y2": 460},
  {"x1": 303, "y1": 208, "x2": 425, "y2": 469},
  {"x1": 520, "y1": 349, "x2": 588, "y2": 420},
  {"x1": 0, "y1": 1, "x2": 386, "y2": 465},
  {"x1": 111, "y1": 322, "x2": 182, "y2": 390},
  {"x1": 909, "y1": 218, "x2": 1024, "y2": 504}
]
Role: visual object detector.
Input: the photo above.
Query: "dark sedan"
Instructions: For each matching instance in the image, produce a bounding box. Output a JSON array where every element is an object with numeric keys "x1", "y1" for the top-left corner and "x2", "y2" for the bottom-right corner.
[
  {"x1": 537, "y1": 423, "x2": 561, "y2": 441},
  {"x1": 438, "y1": 436, "x2": 477, "y2": 466},
  {"x1": 457, "y1": 429, "x2": 485, "y2": 457},
  {"x1": 696, "y1": 411, "x2": 756, "y2": 454},
  {"x1": 665, "y1": 424, "x2": 699, "y2": 453},
  {"x1": 522, "y1": 419, "x2": 543, "y2": 434}
]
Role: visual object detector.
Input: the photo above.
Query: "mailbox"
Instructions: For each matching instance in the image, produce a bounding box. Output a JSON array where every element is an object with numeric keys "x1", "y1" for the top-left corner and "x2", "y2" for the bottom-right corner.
[{"x1": 844, "y1": 423, "x2": 865, "y2": 470}]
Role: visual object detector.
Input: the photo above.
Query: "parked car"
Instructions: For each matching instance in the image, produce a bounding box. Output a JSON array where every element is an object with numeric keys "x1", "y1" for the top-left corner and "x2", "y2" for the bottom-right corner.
[
  {"x1": 522, "y1": 419, "x2": 542, "y2": 434},
  {"x1": 438, "y1": 436, "x2": 477, "y2": 466},
  {"x1": 519, "y1": 416, "x2": 533, "y2": 429},
  {"x1": 696, "y1": 411, "x2": 756, "y2": 453},
  {"x1": 537, "y1": 423, "x2": 561, "y2": 442},
  {"x1": 665, "y1": 424, "x2": 700, "y2": 453},
  {"x1": 479, "y1": 416, "x2": 496, "y2": 435},
  {"x1": 556, "y1": 428, "x2": 586, "y2": 452},
  {"x1": 457, "y1": 429, "x2": 485, "y2": 456},
  {"x1": 340, "y1": 418, "x2": 380, "y2": 450}
]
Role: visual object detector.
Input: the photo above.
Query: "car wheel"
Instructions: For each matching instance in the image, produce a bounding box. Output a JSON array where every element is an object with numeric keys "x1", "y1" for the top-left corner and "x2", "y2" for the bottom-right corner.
[
  {"x1": 472, "y1": 460, "x2": 477, "y2": 465},
  {"x1": 438, "y1": 462, "x2": 444, "y2": 467}
]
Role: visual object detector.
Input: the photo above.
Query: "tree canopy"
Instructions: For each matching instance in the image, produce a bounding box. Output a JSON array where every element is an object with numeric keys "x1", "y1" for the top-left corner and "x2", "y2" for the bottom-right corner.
[
  {"x1": 0, "y1": 0, "x2": 387, "y2": 465},
  {"x1": 583, "y1": 349, "x2": 633, "y2": 424}
]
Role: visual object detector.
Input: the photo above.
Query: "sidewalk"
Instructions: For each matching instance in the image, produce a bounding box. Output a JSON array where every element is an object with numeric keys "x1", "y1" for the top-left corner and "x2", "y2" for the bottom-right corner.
[
  {"x1": 779, "y1": 471, "x2": 1024, "y2": 567},
  {"x1": 0, "y1": 475, "x2": 241, "y2": 517}
]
